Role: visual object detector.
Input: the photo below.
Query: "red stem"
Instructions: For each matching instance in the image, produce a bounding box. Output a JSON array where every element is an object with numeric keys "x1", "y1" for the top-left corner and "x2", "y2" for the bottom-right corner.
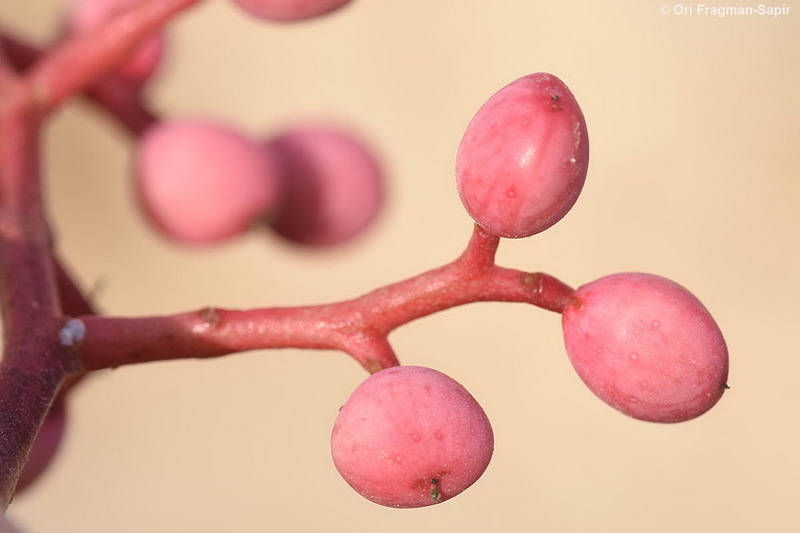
[
  {"x1": 0, "y1": 0, "x2": 202, "y2": 506},
  {"x1": 21, "y1": 0, "x2": 201, "y2": 113},
  {"x1": 76, "y1": 226, "x2": 574, "y2": 373},
  {"x1": 0, "y1": 31, "x2": 157, "y2": 136},
  {"x1": 0, "y1": 98, "x2": 77, "y2": 510}
]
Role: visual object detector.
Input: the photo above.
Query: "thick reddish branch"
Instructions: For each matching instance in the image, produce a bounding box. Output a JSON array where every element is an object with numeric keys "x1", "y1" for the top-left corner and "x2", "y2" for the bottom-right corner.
[
  {"x1": 0, "y1": 32, "x2": 157, "y2": 136},
  {"x1": 21, "y1": 0, "x2": 200, "y2": 112},
  {"x1": 0, "y1": 0, "x2": 579, "y2": 509},
  {"x1": 76, "y1": 226, "x2": 574, "y2": 373},
  {"x1": 0, "y1": 97, "x2": 76, "y2": 510},
  {"x1": 0, "y1": 0, "x2": 203, "y2": 507}
]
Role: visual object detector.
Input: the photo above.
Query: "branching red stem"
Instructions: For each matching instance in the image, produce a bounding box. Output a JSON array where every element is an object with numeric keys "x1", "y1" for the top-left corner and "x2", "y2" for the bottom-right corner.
[
  {"x1": 21, "y1": 0, "x2": 201, "y2": 113},
  {"x1": 0, "y1": 0, "x2": 578, "y2": 510},
  {"x1": 0, "y1": 32, "x2": 157, "y2": 136},
  {"x1": 0, "y1": 0, "x2": 202, "y2": 507},
  {"x1": 76, "y1": 226, "x2": 574, "y2": 373}
]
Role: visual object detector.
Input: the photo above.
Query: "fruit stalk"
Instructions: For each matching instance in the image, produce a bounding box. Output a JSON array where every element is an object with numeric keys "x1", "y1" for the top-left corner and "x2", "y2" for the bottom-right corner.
[{"x1": 74, "y1": 225, "x2": 574, "y2": 373}]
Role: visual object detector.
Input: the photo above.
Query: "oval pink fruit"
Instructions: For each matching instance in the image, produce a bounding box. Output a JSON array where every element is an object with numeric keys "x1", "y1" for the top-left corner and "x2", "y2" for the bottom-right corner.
[
  {"x1": 456, "y1": 72, "x2": 589, "y2": 238},
  {"x1": 331, "y1": 366, "x2": 493, "y2": 508},
  {"x1": 562, "y1": 273, "x2": 729, "y2": 423}
]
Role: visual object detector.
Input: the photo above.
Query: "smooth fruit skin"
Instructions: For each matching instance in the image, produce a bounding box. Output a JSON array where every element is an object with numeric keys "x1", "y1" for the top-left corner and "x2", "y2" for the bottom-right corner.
[
  {"x1": 135, "y1": 119, "x2": 279, "y2": 244},
  {"x1": 562, "y1": 273, "x2": 729, "y2": 423},
  {"x1": 331, "y1": 366, "x2": 494, "y2": 508},
  {"x1": 456, "y1": 72, "x2": 589, "y2": 238},
  {"x1": 266, "y1": 124, "x2": 383, "y2": 247},
  {"x1": 230, "y1": 0, "x2": 352, "y2": 22}
]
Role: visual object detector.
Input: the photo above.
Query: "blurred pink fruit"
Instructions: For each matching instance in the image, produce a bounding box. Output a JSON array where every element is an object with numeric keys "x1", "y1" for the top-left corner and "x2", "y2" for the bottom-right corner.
[
  {"x1": 230, "y1": 0, "x2": 352, "y2": 22},
  {"x1": 135, "y1": 119, "x2": 279, "y2": 244},
  {"x1": 265, "y1": 124, "x2": 383, "y2": 247}
]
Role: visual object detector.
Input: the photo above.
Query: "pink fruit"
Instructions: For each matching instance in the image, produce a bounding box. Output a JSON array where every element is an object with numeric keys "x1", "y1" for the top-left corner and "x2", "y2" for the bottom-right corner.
[
  {"x1": 562, "y1": 273, "x2": 729, "y2": 423},
  {"x1": 135, "y1": 119, "x2": 279, "y2": 244},
  {"x1": 229, "y1": 0, "x2": 352, "y2": 22},
  {"x1": 331, "y1": 366, "x2": 493, "y2": 508},
  {"x1": 65, "y1": 0, "x2": 166, "y2": 84},
  {"x1": 265, "y1": 124, "x2": 383, "y2": 247},
  {"x1": 456, "y1": 72, "x2": 589, "y2": 238}
]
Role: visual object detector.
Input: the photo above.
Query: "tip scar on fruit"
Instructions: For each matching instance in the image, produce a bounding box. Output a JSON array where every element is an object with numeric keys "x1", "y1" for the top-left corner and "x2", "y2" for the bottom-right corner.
[{"x1": 430, "y1": 477, "x2": 442, "y2": 503}]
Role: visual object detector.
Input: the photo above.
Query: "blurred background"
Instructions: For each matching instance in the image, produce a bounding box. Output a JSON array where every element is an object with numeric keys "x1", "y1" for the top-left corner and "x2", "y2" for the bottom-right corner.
[{"x1": 2, "y1": 0, "x2": 799, "y2": 531}]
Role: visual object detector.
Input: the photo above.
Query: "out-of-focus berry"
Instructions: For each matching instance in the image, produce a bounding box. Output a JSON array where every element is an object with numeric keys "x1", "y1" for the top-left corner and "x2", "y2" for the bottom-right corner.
[
  {"x1": 265, "y1": 124, "x2": 383, "y2": 247},
  {"x1": 135, "y1": 119, "x2": 279, "y2": 244},
  {"x1": 229, "y1": 0, "x2": 353, "y2": 22}
]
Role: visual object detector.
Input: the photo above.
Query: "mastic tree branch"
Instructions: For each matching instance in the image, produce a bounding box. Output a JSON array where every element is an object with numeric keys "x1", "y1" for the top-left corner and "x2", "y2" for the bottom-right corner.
[
  {"x1": 0, "y1": 0, "x2": 201, "y2": 507},
  {"x1": 74, "y1": 225, "x2": 574, "y2": 373},
  {"x1": 0, "y1": 32, "x2": 157, "y2": 136},
  {"x1": 0, "y1": 0, "x2": 728, "y2": 516}
]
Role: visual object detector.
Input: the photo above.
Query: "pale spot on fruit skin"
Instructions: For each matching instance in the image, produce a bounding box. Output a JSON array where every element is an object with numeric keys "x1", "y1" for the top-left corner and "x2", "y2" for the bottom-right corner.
[{"x1": 518, "y1": 146, "x2": 535, "y2": 167}]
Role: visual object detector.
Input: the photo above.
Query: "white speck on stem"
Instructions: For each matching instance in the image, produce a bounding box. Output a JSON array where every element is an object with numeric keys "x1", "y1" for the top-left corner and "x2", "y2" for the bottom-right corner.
[{"x1": 59, "y1": 319, "x2": 86, "y2": 346}]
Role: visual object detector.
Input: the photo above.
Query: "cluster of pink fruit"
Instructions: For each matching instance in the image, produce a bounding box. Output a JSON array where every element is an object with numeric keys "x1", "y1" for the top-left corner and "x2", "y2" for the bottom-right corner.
[
  {"x1": 331, "y1": 72, "x2": 728, "y2": 507},
  {"x1": 4, "y1": 0, "x2": 728, "y2": 513},
  {"x1": 65, "y1": 0, "x2": 383, "y2": 248}
]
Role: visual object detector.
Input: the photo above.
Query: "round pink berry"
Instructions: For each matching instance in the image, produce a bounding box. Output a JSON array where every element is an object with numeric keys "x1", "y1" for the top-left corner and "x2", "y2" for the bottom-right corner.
[
  {"x1": 265, "y1": 124, "x2": 383, "y2": 247},
  {"x1": 456, "y1": 72, "x2": 589, "y2": 238},
  {"x1": 331, "y1": 366, "x2": 494, "y2": 508},
  {"x1": 562, "y1": 273, "x2": 729, "y2": 423},
  {"x1": 135, "y1": 119, "x2": 279, "y2": 244}
]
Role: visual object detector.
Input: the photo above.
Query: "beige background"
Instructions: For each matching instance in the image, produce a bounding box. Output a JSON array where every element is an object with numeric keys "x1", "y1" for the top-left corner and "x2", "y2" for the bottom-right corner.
[{"x1": 3, "y1": 0, "x2": 799, "y2": 531}]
